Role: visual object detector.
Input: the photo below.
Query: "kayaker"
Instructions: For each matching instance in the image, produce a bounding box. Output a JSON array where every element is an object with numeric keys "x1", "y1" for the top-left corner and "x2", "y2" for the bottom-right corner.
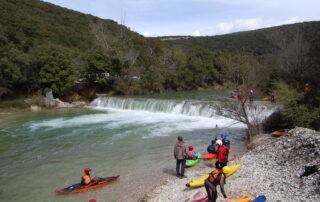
[
  {"x1": 187, "y1": 145, "x2": 197, "y2": 160},
  {"x1": 205, "y1": 168, "x2": 227, "y2": 202},
  {"x1": 174, "y1": 136, "x2": 187, "y2": 178},
  {"x1": 220, "y1": 133, "x2": 230, "y2": 148},
  {"x1": 249, "y1": 89, "x2": 254, "y2": 102},
  {"x1": 207, "y1": 140, "x2": 217, "y2": 154},
  {"x1": 82, "y1": 168, "x2": 93, "y2": 185},
  {"x1": 270, "y1": 92, "x2": 275, "y2": 103},
  {"x1": 215, "y1": 140, "x2": 229, "y2": 169}
]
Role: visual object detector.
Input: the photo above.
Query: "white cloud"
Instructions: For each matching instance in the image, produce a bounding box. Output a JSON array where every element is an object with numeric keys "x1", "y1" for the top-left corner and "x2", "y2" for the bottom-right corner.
[
  {"x1": 143, "y1": 31, "x2": 151, "y2": 37},
  {"x1": 192, "y1": 30, "x2": 201, "y2": 36}
]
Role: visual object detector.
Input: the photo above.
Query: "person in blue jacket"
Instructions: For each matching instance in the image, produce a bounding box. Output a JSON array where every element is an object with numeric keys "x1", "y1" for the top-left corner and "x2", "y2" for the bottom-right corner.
[{"x1": 220, "y1": 133, "x2": 230, "y2": 148}]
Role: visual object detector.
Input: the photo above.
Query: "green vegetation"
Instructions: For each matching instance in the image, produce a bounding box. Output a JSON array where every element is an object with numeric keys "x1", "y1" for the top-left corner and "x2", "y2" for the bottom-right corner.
[{"x1": 0, "y1": 0, "x2": 319, "y2": 129}]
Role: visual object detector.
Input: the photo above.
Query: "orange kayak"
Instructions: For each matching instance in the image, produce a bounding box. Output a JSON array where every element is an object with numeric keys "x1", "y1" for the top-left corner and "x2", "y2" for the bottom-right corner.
[
  {"x1": 193, "y1": 195, "x2": 253, "y2": 202},
  {"x1": 224, "y1": 195, "x2": 254, "y2": 202},
  {"x1": 55, "y1": 175, "x2": 119, "y2": 194},
  {"x1": 272, "y1": 129, "x2": 289, "y2": 136},
  {"x1": 203, "y1": 153, "x2": 217, "y2": 160}
]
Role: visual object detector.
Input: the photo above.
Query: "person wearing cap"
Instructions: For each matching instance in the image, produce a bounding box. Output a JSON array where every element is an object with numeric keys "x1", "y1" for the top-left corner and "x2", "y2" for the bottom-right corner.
[
  {"x1": 187, "y1": 145, "x2": 197, "y2": 160},
  {"x1": 220, "y1": 133, "x2": 230, "y2": 148},
  {"x1": 174, "y1": 136, "x2": 187, "y2": 177},
  {"x1": 215, "y1": 140, "x2": 229, "y2": 169},
  {"x1": 81, "y1": 168, "x2": 94, "y2": 185}
]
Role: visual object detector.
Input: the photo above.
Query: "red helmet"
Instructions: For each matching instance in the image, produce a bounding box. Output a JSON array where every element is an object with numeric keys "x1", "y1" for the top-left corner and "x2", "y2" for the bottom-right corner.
[
  {"x1": 188, "y1": 146, "x2": 194, "y2": 151},
  {"x1": 84, "y1": 168, "x2": 91, "y2": 173}
]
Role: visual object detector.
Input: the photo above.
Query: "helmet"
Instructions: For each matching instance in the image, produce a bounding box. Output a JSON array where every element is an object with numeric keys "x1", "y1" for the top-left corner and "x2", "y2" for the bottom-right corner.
[
  {"x1": 84, "y1": 168, "x2": 91, "y2": 173},
  {"x1": 216, "y1": 140, "x2": 222, "y2": 146},
  {"x1": 220, "y1": 133, "x2": 228, "y2": 138},
  {"x1": 188, "y1": 146, "x2": 194, "y2": 151}
]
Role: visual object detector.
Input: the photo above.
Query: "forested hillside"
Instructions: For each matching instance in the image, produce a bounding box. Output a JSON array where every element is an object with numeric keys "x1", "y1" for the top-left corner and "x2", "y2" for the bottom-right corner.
[
  {"x1": 0, "y1": 0, "x2": 228, "y2": 99},
  {"x1": 160, "y1": 22, "x2": 320, "y2": 55}
]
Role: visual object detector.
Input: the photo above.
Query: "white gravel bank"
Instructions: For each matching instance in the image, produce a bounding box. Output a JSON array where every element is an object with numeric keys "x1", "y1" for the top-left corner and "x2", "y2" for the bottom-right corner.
[{"x1": 141, "y1": 127, "x2": 320, "y2": 202}]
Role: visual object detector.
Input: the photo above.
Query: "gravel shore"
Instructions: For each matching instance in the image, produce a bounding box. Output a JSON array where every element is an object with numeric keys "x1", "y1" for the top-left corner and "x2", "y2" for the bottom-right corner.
[{"x1": 141, "y1": 127, "x2": 320, "y2": 202}]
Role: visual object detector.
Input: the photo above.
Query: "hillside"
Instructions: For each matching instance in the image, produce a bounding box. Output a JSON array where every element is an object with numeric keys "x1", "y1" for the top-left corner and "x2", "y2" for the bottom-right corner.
[
  {"x1": 160, "y1": 21, "x2": 320, "y2": 55},
  {"x1": 0, "y1": 0, "x2": 171, "y2": 97}
]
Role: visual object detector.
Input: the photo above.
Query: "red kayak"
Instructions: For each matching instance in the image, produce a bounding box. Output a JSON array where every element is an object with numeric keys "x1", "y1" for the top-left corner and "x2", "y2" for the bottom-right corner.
[
  {"x1": 203, "y1": 153, "x2": 217, "y2": 160},
  {"x1": 231, "y1": 97, "x2": 250, "y2": 101},
  {"x1": 56, "y1": 175, "x2": 119, "y2": 194}
]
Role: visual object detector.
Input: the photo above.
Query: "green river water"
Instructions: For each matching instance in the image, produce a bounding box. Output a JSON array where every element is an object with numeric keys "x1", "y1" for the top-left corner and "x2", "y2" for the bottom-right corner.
[{"x1": 0, "y1": 90, "x2": 273, "y2": 202}]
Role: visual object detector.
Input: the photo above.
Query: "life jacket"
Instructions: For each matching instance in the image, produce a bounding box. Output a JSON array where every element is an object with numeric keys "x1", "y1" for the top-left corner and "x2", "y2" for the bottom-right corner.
[
  {"x1": 217, "y1": 145, "x2": 229, "y2": 163},
  {"x1": 187, "y1": 151, "x2": 196, "y2": 159},
  {"x1": 208, "y1": 169, "x2": 225, "y2": 185},
  {"x1": 207, "y1": 144, "x2": 216, "y2": 153},
  {"x1": 81, "y1": 174, "x2": 91, "y2": 185}
]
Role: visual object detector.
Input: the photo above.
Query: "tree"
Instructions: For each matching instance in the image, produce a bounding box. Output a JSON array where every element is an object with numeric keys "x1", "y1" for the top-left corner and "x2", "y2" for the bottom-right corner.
[
  {"x1": 215, "y1": 89, "x2": 267, "y2": 140},
  {"x1": 33, "y1": 47, "x2": 76, "y2": 95},
  {"x1": 141, "y1": 65, "x2": 164, "y2": 93}
]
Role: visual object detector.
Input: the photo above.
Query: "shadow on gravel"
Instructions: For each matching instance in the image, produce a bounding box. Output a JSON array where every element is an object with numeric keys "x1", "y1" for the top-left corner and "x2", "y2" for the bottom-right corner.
[{"x1": 162, "y1": 168, "x2": 177, "y2": 176}]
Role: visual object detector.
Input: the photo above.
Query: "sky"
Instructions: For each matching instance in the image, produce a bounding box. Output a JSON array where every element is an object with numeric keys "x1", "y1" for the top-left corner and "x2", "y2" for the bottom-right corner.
[{"x1": 44, "y1": 0, "x2": 320, "y2": 37}]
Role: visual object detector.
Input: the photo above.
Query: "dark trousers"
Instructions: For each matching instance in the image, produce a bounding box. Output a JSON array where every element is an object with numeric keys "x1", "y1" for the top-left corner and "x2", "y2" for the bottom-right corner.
[
  {"x1": 215, "y1": 161, "x2": 227, "y2": 169},
  {"x1": 176, "y1": 159, "x2": 186, "y2": 176},
  {"x1": 205, "y1": 179, "x2": 217, "y2": 202}
]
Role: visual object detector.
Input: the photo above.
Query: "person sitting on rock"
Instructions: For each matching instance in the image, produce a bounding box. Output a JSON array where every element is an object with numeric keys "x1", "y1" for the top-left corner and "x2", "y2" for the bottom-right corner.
[
  {"x1": 187, "y1": 145, "x2": 197, "y2": 160},
  {"x1": 207, "y1": 140, "x2": 217, "y2": 154},
  {"x1": 215, "y1": 140, "x2": 229, "y2": 169},
  {"x1": 205, "y1": 168, "x2": 227, "y2": 202}
]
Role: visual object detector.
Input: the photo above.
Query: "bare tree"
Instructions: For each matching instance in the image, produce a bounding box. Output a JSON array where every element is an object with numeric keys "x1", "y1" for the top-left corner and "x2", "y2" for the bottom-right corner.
[{"x1": 215, "y1": 91, "x2": 268, "y2": 141}]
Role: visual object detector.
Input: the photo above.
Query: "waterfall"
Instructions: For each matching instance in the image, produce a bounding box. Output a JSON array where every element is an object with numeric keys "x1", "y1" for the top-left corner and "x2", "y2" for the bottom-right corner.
[{"x1": 90, "y1": 97, "x2": 276, "y2": 120}]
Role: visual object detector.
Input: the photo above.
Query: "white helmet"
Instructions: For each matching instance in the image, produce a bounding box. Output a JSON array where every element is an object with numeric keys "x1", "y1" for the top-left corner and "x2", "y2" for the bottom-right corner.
[{"x1": 216, "y1": 139, "x2": 223, "y2": 146}]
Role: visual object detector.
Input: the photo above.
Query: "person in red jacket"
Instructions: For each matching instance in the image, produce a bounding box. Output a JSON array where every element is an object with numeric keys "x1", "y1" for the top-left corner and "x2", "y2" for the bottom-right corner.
[{"x1": 215, "y1": 140, "x2": 229, "y2": 169}]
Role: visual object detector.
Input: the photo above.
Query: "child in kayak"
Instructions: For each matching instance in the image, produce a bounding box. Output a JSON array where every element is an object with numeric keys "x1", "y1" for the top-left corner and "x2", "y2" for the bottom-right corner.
[{"x1": 187, "y1": 146, "x2": 197, "y2": 160}]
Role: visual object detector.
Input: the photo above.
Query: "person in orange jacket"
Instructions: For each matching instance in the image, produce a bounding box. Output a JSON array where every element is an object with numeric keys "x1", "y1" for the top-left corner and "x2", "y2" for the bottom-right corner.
[
  {"x1": 81, "y1": 168, "x2": 97, "y2": 185},
  {"x1": 205, "y1": 168, "x2": 227, "y2": 202}
]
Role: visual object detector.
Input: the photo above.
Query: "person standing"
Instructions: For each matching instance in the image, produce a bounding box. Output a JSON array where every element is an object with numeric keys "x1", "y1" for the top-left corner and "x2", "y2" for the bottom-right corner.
[
  {"x1": 249, "y1": 89, "x2": 254, "y2": 103},
  {"x1": 205, "y1": 168, "x2": 227, "y2": 202},
  {"x1": 220, "y1": 133, "x2": 230, "y2": 148},
  {"x1": 174, "y1": 136, "x2": 187, "y2": 178},
  {"x1": 215, "y1": 140, "x2": 229, "y2": 169}
]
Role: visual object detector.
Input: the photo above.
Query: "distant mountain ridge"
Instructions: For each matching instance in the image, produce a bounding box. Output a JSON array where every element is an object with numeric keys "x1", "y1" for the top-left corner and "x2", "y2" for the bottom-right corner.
[{"x1": 159, "y1": 21, "x2": 320, "y2": 55}]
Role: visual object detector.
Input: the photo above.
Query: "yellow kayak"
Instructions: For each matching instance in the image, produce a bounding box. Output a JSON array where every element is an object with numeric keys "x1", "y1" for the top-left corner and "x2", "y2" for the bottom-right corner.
[
  {"x1": 186, "y1": 164, "x2": 241, "y2": 187},
  {"x1": 272, "y1": 129, "x2": 288, "y2": 136},
  {"x1": 223, "y1": 163, "x2": 241, "y2": 177},
  {"x1": 223, "y1": 195, "x2": 253, "y2": 202}
]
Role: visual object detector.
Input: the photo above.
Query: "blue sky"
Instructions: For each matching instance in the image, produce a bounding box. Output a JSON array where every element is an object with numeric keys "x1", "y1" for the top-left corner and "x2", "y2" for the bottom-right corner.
[{"x1": 44, "y1": 0, "x2": 320, "y2": 37}]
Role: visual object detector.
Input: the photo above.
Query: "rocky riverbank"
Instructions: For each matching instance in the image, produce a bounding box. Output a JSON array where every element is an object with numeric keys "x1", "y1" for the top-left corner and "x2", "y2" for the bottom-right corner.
[{"x1": 142, "y1": 127, "x2": 320, "y2": 202}]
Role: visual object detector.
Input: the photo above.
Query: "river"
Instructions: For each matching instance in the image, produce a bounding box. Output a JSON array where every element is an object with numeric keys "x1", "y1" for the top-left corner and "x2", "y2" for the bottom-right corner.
[{"x1": 0, "y1": 89, "x2": 274, "y2": 202}]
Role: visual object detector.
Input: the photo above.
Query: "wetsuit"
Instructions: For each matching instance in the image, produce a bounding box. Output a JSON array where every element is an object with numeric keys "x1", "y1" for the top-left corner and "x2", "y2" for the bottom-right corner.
[{"x1": 205, "y1": 169, "x2": 227, "y2": 202}]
